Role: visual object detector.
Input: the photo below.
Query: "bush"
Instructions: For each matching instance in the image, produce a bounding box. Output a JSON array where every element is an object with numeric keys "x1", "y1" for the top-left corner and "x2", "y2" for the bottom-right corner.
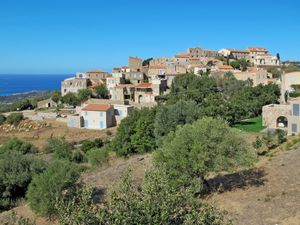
[
  {"x1": 71, "y1": 149, "x2": 87, "y2": 163},
  {"x1": 86, "y1": 147, "x2": 109, "y2": 166},
  {"x1": 0, "y1": 114, "x2": 5, "y2": 125},
  {"x1": 26, "y1": 160, "x2": 80, "y2": 216},
  {"x1": 0, "y1": 151, "x2": 47, "y2": 210},
  {"x1": 43, "y1": 137, "x2": 72, "y2": 161},
  {"x1": 80, "y1": 138, "x2": 104, "y2": 153},
  {"x1": 0, "y1": 138, "x2": 38, "y2": 155},
  {"x1": 6, "y1": 113, "x2": 23, "y2": 125},
  {"x1": 55, "y1": 170, "x2": 231, "y2": 225}
]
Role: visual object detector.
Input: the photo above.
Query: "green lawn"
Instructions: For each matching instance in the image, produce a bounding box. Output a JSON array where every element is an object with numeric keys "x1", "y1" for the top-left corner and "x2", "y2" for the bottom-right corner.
[{"x1": 233, "y1": 116, "x2": 266, "y2": 133}]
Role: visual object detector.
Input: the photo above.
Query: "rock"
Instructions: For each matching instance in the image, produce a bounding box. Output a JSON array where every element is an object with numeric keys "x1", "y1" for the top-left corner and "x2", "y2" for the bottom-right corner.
[{"x1": 137, "y1": 157, "x2": 144, "y2": 161}]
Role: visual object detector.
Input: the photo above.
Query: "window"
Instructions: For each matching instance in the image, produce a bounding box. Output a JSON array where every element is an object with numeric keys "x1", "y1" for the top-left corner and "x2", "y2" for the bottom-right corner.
[
  {"x1": 119, "y1": 110, "x2": 123, "y2": 116},
  {"x1": 84, "y1": 120, "x2": 88, "y2": 128},
  {"x1": 99, "y1": 121, "x2": 104, "y2": 129},
  {"x1": 292, "y1": 123, "x2": 298, "y2": 133},
  {"x1": 85, "y1": 111, "x2": 88, "y2": 116},
  {"x1": 99, "y1": 112, "x2": 103, "y2": 117},
  {"x1": 293, "y1": 104, "x2": 300, "y2": 116}
]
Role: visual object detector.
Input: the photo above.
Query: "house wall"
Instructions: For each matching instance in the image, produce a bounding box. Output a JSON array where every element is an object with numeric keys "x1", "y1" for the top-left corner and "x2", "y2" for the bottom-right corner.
[
  {"x1": 81, "y1": 108, "x2": 114, "y2": 130},
  {"x1": 281, "y1": 72, "x2": 300, "y2": 93},
  {"x1": 61, "y1": 78, "x2": 88, "y2": 96},
  {"x1": 67, "y1": 115, "x2": 84, "y2": 128},
  {"x1": 262, "y1": 104, "x2": 290, "y2": 129}
]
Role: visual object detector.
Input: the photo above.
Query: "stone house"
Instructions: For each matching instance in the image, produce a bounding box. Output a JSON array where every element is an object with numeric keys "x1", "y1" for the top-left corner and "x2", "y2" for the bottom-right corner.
[
  {"x1": 37, "y1": 98, "x2": 57, "y2": 109},
  {"x1": 281, "y1": 72, "x2": 300, "y2": 94},
  {"x1": 188, "y1": 47, "x2": 219, "y2": 58},
  {"x1": 129, "y1": 57, "x2": 143, "y2": 72},
  {"x1": 262, "y1": 99, "x2": 300, "y2": 135},
  {"x1": 110, "y1": 84, "x2": 135, "y2": 102},
  {"x1": 252, "y1": 54, "x2": 280, "y2": 67},
  {"x1": 134, "y1": 83, "x2": 157, "y2": 104},
  {"x1": 229, "y1": 50, "x2": 250, "y2": 60},
  {"x1": 61, "y1": 77, "x2": 89, "y2": 96},
  {"x1": 247, "y1": 47, "x2": 268, "y2": 56},
  {"x1": 124, "y1": 71, "x2": 145, "y2": 84},
  {"x1": 233, "y1": 68, "x2": 273, "y2": 86},
  {"x1": 148, "y1": 65, "x2": 167, "y2": 76},
  {"x1": 76, "y1": 70, "x2": 109, "y2": 80}
]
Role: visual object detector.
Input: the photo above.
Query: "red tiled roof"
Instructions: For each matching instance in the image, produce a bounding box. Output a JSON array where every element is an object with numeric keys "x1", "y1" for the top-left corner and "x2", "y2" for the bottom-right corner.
[
  {"x1": 135, "y1": 83, "x2": 152, "y2": 88},
  {"x1": 218, "y1": 65, "x2": 233, "y2": 70},
  {"x1": 175, "y1": 53, "x2": 190, "y2": 58},
  {"x1": 82, "y1": 104, "x2": 112, "y2": 112},
  {"x1": 248, "y1": 47, "x2": 267, "y2": 52},
  {"x1": 115, "y1": 84, "x2": 134, "y2": 88},
  {"x1": 86, "y1": 69, "x2": 105, "y2": 73},
  {"x1": 231, "y1": 50, "x2": 250, "y2": 54}
]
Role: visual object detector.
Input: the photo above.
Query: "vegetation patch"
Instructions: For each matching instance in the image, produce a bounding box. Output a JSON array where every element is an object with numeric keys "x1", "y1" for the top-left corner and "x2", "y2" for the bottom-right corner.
[{"x1": 233, "y1": 116, "x2": 266, "y2": 133}]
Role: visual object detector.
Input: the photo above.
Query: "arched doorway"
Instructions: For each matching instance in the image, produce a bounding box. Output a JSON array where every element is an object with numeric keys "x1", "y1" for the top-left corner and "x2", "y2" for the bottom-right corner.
[
  {"x1": 277, "y1": 116, "x2": 288, "y2": 128},
  {"x1": 138, "y1": 95, "x2": 144, "y2": 103}
]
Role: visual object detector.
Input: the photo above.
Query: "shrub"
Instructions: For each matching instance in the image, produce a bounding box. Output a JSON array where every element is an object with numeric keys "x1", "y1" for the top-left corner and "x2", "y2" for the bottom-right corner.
[
  {"x1": 43, "y1": 137, "x2": 72, "y2": 161},
  {"x1": 0, "y1": 151, "x2": 47, "y2": 210},
  {"x1": 276, "y1": 129, "x2": 287, "y2": 144},
  {"x1": 80, "y1": 138, "x2": 104, "y2": 153},
  {"x1": 71, "y1": 149, "x2": 87, "y2": 163},
  {"x1": 86, "y1": 147, "x2": 109, "y2": 166},
  {"x1": 55, "y1": 170, "x2": 231, "y2": 225},
  {"x1": 0, "y1": 138, "x2": 38, "y2": 155},
  {"x1": 6, "y1": 113, "x2": 23, "y2": 125},
  {"x1": 0, "y1": 114, "x2": 5, "y2": 125},
  {"x1": 26, "y1": 160, "x2": 80, "y2": 217}
]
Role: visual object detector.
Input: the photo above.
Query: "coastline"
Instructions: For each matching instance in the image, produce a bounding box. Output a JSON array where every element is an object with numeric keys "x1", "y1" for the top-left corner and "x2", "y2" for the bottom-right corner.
[{"x1": 0, "y1": 90, "x2": 52, "y2": 104}]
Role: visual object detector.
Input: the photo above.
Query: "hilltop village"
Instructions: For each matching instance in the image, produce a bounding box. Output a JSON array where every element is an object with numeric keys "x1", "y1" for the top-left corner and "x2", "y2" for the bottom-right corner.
[
  {"x1": 1, "y1": 46, "x2": 300, "y2": 225},
  {"x1": 44, "y1": 46, "x2": 298, "y2": 135}
]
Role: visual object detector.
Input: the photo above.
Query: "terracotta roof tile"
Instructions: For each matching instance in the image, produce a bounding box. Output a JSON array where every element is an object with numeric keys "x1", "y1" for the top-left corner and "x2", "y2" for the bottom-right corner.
[
  {"x1": 135, "y1": 83, "x2": 152, "y2": 88},
  {"x1": 82, "y1": 104, "x2": 112, "y2": 112}
]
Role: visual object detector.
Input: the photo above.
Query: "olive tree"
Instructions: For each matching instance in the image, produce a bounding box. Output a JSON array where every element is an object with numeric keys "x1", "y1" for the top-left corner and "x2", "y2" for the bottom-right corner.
[{"x1": 154, "y1": 118, "x2": 256, "y2": 191}]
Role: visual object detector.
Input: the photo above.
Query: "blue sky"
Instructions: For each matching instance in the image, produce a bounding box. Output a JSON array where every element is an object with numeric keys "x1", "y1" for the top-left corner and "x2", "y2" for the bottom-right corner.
[{"x1": 0, "y1": 0, "x2": 299, "y2": 74}]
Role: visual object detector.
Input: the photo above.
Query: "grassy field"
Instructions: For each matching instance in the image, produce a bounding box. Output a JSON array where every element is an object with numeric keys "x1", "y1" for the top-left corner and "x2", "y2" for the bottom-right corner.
[{"x1": 233, "y1": 116, "x2": 266, "y2": 133}]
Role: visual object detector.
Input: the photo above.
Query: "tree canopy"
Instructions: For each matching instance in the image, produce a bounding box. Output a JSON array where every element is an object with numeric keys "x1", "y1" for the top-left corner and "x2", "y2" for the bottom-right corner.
[
  {"x1": 0, "y1": 151, "x2": 46, "y2": 210},
  {"x1": 154, "y1": 118, "x2": 256, "y2": 191},
  {"x1": 109, "y1": 107, "x2": 156, "y2": 156},
  {"x1": 26, "y1": 160, "x2": 80, "y2": 216}
]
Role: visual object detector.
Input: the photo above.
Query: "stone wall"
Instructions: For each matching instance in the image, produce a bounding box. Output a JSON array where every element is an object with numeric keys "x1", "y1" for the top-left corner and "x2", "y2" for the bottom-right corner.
[{"x1": 262, "y1": 104, "x2": 291, "y2": 129}]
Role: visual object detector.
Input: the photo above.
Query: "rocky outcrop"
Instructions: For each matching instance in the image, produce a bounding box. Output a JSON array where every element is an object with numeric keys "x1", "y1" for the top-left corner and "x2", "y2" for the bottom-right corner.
[{"x1": 0, "y1": 120, "x2": 50, "y2": 133}]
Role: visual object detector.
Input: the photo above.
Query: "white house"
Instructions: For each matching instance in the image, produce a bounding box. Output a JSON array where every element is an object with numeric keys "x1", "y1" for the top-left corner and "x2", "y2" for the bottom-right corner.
[
  {"x1": 218, "y1": 48, "x2": 234, "y2": 57},
  {"x1": 114, "y1": 104, "x2": 134, "y2": 124},
  {"x1": 81, "y1": 104, "x2": 115, "y2": 130}
]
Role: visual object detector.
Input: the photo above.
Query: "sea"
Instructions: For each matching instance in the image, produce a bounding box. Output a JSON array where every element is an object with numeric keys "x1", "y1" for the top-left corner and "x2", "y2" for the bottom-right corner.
[{"x1": 0, "y1": 74, "x2": 72, "y2": 96}]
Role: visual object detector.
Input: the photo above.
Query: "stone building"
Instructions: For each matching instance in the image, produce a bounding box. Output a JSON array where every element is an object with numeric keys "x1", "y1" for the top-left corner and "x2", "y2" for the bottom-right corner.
[
  {"x1": 233, "y1": 68, "x2": 273, "y2": 86},
  {"x1": 37, "y1": 98, "x2": 57, "y2": 109},
  {"x1": 262, "y1": 98, "x2": 300, "y2": 135},
  {"x1": 188, "y1": 47, "x2": 219, "y2": 58},
  {"x1": 61, "y1": 78, "x2": 89, "y2": 96},
  {"x1": 129, "y1": 56, "x2": 143, "y2": 72}
]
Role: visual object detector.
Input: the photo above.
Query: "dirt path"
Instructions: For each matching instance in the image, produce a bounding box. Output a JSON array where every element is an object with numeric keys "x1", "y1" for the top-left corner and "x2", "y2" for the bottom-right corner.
[{"x1": 209, "y1": 148, "x2": 300, "y2": 225}]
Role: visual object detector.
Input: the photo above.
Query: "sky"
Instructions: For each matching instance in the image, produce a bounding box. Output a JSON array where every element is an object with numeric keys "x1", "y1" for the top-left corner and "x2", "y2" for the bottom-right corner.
[{"x1": 0, "y1": 0, "x2": 299, "y2": 74}]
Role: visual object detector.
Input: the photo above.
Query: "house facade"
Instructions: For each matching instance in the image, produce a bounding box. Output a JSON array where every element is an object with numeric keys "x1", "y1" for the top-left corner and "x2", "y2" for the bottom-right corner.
[
  {"x1": 81, "y1": 104, "x2": 115, "y2": 130},
  {"x1": 61, "y1": 78, "x2": 89, "y2": 96},
  {"x1": 262, "y1": 99, "x2": 300, "y2": 135}
]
